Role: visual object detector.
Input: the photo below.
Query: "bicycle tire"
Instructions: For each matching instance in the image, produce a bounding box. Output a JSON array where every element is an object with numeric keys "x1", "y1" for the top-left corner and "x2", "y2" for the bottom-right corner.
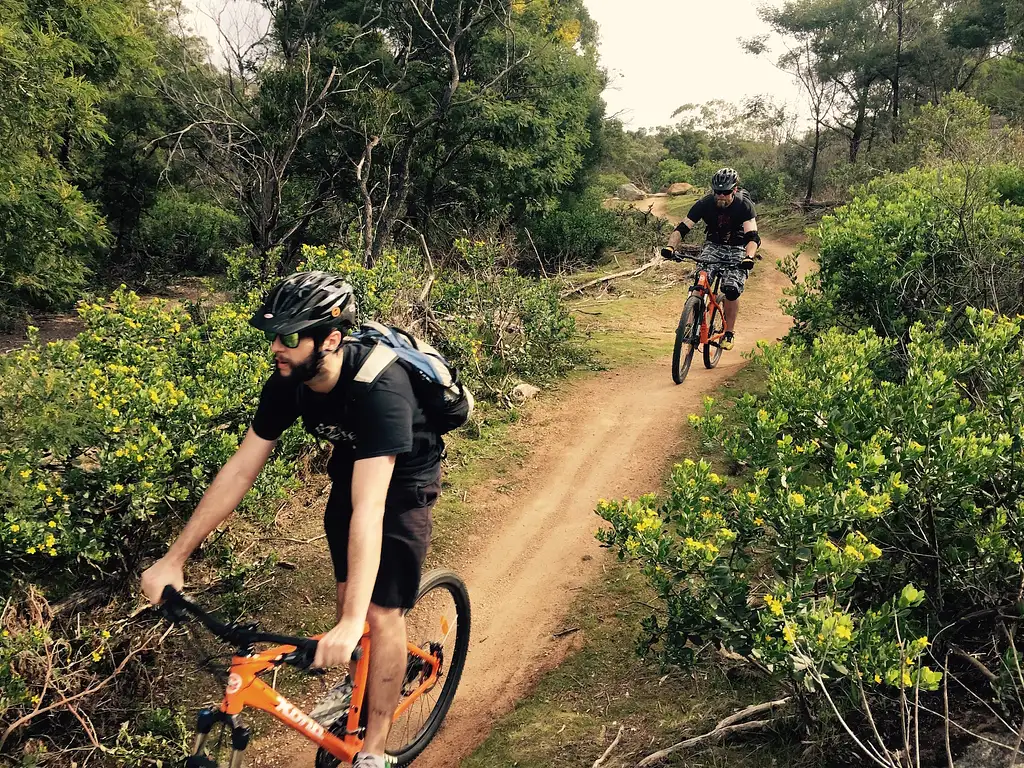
[
  {"x1": 386, "y1": 569, "x2": 470, "y2": 766},
  {"x1": 314, "y1": 570, "x2": 470, "y2": 767},
  {"x1": 703, "y1": 296, "x2": 725, "y2": 369},
  {"x1": 671, "y1": 295, "x2": 703, "y2": 385}
]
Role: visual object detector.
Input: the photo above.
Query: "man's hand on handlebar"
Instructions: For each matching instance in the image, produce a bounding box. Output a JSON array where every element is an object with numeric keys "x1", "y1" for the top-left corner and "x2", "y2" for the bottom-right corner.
[{"x1": 660, "y1": 246, "x2": 680, "y2": 261}]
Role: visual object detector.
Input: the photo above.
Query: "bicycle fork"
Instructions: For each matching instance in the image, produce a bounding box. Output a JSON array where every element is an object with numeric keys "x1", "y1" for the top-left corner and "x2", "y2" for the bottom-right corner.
[{"x1": 187, "y1": 708, "x2": 250, "y2": 768}]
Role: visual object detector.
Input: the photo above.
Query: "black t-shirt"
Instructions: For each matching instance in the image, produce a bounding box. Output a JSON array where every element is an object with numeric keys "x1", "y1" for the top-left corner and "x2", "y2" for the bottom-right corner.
[
  {"x1": 683, "y1": 191, "x2": 756, "y2": 246},
  {"x1": 251, "y1": 344, "x2": 441, "y2": 509}
]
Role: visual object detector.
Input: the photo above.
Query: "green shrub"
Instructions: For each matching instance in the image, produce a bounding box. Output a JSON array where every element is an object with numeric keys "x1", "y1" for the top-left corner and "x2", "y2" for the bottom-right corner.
[
  {"x1": 655, "y1": 159, "x2": 694, "y2": 190},
  {"x1": 990, "y1": 162, "x2": 1024, "y2": 206},
  {"x1": 0, "y1": 287, "x2": 311, "y2": 589},
  {"x1": 526, "y1": 189, "x2": 623, "y2": 266},
  {"x1": 735, "y1": 163, "x2": 787, "y2": 202},
  {"x1": 594, "y1": 172, "x2": 632, "y2": 196},
  {"x1": 784, "y1": 167, "x2": 1024, "y2": 339},
  {"x1": 133, "y1": 193, "x2": 244, "y2": 274},
  {"x1": 597, "y1": 310, "x2": 1024, "y2": 742}
]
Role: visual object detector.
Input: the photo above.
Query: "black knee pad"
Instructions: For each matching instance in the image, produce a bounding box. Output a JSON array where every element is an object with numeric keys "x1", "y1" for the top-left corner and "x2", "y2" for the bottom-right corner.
[{"x1": 723, "y1": 285, "x2": 741, "y2": 301}]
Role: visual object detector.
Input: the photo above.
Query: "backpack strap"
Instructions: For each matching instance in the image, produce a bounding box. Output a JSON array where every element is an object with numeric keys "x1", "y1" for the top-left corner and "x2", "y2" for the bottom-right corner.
[{"x1": 353, "y1": 341, "x2": 399, "y2": 386}]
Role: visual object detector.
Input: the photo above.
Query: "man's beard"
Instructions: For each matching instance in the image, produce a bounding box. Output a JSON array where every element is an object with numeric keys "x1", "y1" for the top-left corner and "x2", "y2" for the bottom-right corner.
[
  {"x1": 280, "y1": 348, "x2": 323, "y2": 382},
  {"x1": 716, "y1": 197, "x2": 731, "y2": 208}
]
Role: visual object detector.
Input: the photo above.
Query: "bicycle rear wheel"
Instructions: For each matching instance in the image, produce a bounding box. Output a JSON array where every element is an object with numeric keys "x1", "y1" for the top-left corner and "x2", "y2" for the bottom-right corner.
[
  {"x1": 386, "y1": 569, "x2": 471, "y2": 766},
  {"x1": 672, "y1": 295, "x2": 703, "y2": 385},
  {"x1": 703, "y1": 295, "x2": 725, "y2": 369}
]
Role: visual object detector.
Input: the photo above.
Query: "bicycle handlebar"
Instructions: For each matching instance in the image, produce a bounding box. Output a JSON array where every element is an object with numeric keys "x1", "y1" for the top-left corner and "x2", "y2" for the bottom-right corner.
[
  {"x1": 160, "y1": 586, "x2": 323, "y2": 668},
  {"x1": 660, "y1": 247, "x2": 763, "y2": 266}
]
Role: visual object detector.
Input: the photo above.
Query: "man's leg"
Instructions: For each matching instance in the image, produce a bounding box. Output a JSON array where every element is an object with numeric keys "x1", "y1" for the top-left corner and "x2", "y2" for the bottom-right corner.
[
  {"x1": 723, "y1": 297, "x2": 739, "y2": 332},
  {"x1": 362, "y1": 603, "x2": 407, "y2": 755}
]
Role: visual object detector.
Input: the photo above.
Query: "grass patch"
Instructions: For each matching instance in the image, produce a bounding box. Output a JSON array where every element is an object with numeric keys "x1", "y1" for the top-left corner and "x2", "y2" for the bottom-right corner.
[
  {"x1": 663, "y1": 193, "x2": 702, "y2": 221},
  {"x1": 567, "y1": 260, "x2": 695, "y2": 368},
  {"x1": 463, "y1": 557, "x2": 806, "y2": 768}
]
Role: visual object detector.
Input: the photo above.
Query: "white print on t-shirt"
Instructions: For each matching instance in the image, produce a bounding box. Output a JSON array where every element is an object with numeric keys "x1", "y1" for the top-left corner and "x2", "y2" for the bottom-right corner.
[{"x1": 311, "y1": 423, "x2": 355, "y2": 444}]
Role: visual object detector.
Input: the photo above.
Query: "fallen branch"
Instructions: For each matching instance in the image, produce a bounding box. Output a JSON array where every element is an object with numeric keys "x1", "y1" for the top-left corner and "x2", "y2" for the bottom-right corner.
[
  {"x1": 593, "y1": 724, "x2": 625, "y2": 768},
  {"x1": 951, "y1": 645, "x2": 998, "y2": 683},
  {"x1": 553, "y1": 626, "x2": 580, "y2": 639},
  {"x1": 0, "y1": 626, "x2": 167, "y2": 752},
  {"x1": 561, "y1": 256, "x2": 662, "y2": 298},
  {"x1": 261, "y1": 534, "x2": 328, "y2": 545},
  {"x1": 636, "y1": 697, "x2": 792, "y2": 767}
]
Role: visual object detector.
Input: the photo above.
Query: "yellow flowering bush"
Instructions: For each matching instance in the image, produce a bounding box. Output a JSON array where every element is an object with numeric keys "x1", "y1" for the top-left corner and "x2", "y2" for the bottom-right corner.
[
  {"x1": 598, "y1": 310, "x2": 1024, "y2": 701},
  {"x1": 0, "y1": 286, "x2": 315, "y2": 584}
]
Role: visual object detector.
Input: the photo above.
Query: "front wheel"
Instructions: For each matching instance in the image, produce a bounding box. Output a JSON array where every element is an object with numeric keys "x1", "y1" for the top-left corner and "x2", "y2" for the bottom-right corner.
[
  {"x1": 703, "y1": 295, "x2": 726, "y2": 369},
  {"x1": 672, "y1": 295, "x2": 703, "y2": 385}
]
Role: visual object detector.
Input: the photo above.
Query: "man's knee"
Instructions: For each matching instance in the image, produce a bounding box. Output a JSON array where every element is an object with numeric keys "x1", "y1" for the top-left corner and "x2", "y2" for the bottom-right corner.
[
  {"x1": 722, "y1": 285, "x2": 742, "y2": 301},
  {"x1": 366, "y1": 602, "x2": 404, "y2": 633}
]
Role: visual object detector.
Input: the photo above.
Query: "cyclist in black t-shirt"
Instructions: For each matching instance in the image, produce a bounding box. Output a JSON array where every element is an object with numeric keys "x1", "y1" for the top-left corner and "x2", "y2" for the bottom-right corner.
[
  {"x1": 141, "y1": 272, "x2": 430, "y2": 768},
  {"x1": 665, "y1": 167, "x2": 761, "y2": 350}
]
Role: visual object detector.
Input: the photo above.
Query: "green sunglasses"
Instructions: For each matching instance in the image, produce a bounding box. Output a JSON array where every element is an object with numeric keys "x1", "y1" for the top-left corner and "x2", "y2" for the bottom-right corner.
[{"x1": 264, "y1": 331, "x2": 301, "y2": 348}]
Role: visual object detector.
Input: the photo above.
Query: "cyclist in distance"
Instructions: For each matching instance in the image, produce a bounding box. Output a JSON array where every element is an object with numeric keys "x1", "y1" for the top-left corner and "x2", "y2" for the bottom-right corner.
[{"x1": 665, "y1": 167, "x2": 761, "y2": 350}]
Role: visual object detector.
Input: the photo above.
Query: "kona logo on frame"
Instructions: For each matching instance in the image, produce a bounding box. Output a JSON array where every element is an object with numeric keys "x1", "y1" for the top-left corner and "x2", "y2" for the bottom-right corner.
[{"x1": 274, "y1": 698, "x2": 325, "y2": 738}]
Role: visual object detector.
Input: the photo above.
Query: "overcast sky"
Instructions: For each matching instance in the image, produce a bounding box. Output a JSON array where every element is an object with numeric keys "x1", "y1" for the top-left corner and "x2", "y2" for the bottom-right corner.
[
  {"x1": 582, "y1": 0, "x2": 807, "y2": 129},
  {"x1": 182, "y1": 0, "x2": 808, "y2": 130}
]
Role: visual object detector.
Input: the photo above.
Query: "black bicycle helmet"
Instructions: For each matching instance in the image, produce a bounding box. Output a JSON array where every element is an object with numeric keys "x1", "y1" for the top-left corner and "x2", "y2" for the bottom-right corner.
[
  {"x1": 250, "y1": 271, "x2": 358, "y2": 335},
  {"x1": 711, "y1": 167, "x2": 739, "y2": 193}
]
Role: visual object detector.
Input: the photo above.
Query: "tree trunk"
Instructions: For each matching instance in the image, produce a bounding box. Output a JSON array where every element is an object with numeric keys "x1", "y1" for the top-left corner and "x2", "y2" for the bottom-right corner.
[
  {"x1": 369, "y1": 138, "x2": 415, "y2": 266},
  {"x1": 806, "y1": 120, "x2": 821, "y2": 205},
  {"x1": 849, "y1": 87, "x2": 870, "y2": 163},
  {"x1": 893, "y1": 0, "x2": 903, "y2": 142},
  {"x1": 356, "y1": 137, "x2": 380, "y2": 266}
]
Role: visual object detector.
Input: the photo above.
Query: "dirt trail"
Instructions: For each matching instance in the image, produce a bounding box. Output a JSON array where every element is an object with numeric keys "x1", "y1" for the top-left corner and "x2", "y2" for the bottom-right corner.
[{"x1": 414, "y1": 234, "x2": 802, "y2": 766}]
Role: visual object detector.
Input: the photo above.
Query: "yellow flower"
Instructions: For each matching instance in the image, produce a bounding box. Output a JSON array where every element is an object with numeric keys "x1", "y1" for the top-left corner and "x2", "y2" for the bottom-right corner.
[
  {"x1": 747, "y1": 491, "x2": 759, "y2": 503},
  {"x1": 48, "y1": 520, "x2": 56, "y2": 528},
  {"x1": 48, "y1": 549, "x2": 56, "y2": 556},
  {"x1": 783, "y1": 624, "x2": 797, "y2": 644},
  {"x1": 113, "y1": 484, "x2": 124, "y2": 494},
  {"x1": 764, "y1": 595, "x2": 784, "y2": 616},
  {"x1": 19, "y1": 469, "x2": 31, "y2": 479},
  {"x1": 101, "y1": 630, "x2": 111, "y2": 639},
  {"x1": 835, "y1": 624, "x2": 853, "y2": 641},
  {"x1": 112, "y1": 426, "x2": 121, "y2": 433},
  {"x1": 789, "y1": 492, "x2": 806, "y2": 507},
  {"x1": 92, "y1": 651, "x2": 102, "y2": 662},
  {"x1": 709, "y1": 473, "x2": 723, "y2": 485},
  {"x1": 46, "y1": 496, "x2": 53, "y2": 504},
  {"x1": 847, "y1": 462, "x2": 857, "y2": 470},
  {"x1": 26, "y1": 546, "x2": 36, "y2": 555},
  {"x1": 754, "y1": 517, "x2": 764, "y2": 526},
  {"x1": 874, "y1": 673, "x2": 882, "y2": 684},
  {"x1": 35, "y1": 481, "x2": 46, "y2": 492}
]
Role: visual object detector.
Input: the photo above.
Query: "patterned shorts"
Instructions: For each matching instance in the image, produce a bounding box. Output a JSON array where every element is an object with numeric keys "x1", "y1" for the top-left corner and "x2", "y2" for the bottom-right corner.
[{"x1": 699, "y1": 243, "x2": 748, "y2": 299}]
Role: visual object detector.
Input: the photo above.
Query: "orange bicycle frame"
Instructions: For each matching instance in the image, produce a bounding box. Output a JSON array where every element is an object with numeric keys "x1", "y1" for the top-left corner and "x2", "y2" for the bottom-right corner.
[
  {"x1": 688, "y1": 267, "x2": 725, "y2": 347},
  {"x1": 193, "y1": 626, "x2": 442, "y2": 764}
]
